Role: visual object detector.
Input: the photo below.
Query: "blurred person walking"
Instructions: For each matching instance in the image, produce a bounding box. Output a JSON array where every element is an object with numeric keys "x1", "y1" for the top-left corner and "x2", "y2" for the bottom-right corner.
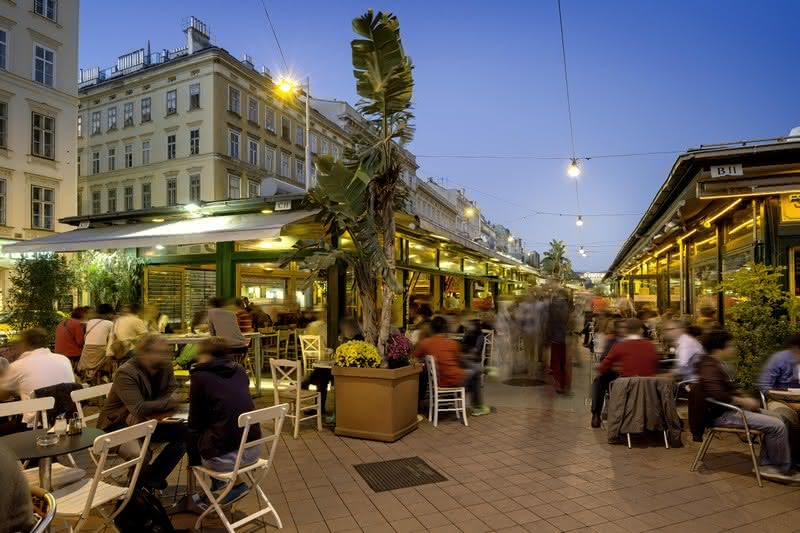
[
  {"x1": 548, "y1": 289, "x2": 571, "y2": 394},
  {"x1": 78, "y1": 303, "x2": 115, "y2": 383}
]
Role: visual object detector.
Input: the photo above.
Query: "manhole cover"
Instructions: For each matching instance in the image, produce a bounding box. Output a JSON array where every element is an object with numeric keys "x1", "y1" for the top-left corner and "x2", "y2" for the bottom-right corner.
[
  {"x1": 503, "y1": 377, "x2": 546, "y2": 387},
  {"x1": 353, "y1": 456, "x2": 447, "y2": 492}
]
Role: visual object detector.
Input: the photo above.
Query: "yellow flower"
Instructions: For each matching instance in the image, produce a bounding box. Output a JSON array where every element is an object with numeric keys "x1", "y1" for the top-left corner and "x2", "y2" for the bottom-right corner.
[{"x1": 334, "y1": 340, "x2": 381, "y2": 368}]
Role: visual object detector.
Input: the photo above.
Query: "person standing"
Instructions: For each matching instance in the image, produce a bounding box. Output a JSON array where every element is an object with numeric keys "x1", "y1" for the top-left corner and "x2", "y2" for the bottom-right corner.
[
  {"x1": 108, "y1": 304, "x2": 148, "y2": 360},
  {"x1": 78, "y1": 303, "x2": 115, "y2": 383},
  {"x1": 54, "y1": 306, "x2": 89, "y2": 369},
  {"x1": 548, "y1": 290, "x2": 571, "y2": 394}
]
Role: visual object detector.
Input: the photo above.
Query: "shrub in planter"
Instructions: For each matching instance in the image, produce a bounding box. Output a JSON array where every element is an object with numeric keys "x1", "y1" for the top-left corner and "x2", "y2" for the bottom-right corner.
[
  {"x1": 385, "y1": 333, "x2": 412, "y2": 369},
  {"x1": 333, "y1": 340, "x2": 382, "y2": 368}
]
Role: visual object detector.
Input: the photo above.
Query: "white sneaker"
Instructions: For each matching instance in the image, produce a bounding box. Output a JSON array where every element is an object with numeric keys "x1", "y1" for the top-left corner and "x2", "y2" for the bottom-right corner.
[{"x1": 758, "y1": 466, "x2": 800, "y2": 482}]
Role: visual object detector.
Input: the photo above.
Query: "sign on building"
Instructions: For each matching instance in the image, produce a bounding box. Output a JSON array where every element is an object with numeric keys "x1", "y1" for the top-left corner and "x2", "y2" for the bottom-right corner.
[{"x1": 710, "y1": 164, "x2": 743, "y2": 178}]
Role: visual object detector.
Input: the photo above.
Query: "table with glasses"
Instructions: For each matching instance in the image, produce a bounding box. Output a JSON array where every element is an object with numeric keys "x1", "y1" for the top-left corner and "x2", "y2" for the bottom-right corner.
[{"x1": 0, "y1": 427, "x2": 104, "y2": 491}]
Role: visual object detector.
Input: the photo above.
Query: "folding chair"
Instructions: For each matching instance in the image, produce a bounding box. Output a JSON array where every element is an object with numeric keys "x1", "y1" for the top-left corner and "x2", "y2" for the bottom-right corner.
[
  {"x1": 480, "y1": 330, "x2": 494, "y2": 376},
  {"x1": 690, "y1": 398, "x2": 765, "y2": 487},
  {"x1": 425, "y1": 355, "x2": 468, "y2": 427},
  {"x1": 0, "y1": 397, "x2": 87, "y2": 489},
  {"x1": 71, "y1": 383, "x2": 112, "y2": 428},
  {"x1": 299, "y1": 335, "x2": 322, "y2": 376},
  {"x1": 52, "y1": 420, "x2": 157, "y2": 533},
  {"x1": 192, "y1": 403, "x2": 289, "y2": 533},
  {"x1": 269, "y1": 359, "x2": 322, "y2": 439}
]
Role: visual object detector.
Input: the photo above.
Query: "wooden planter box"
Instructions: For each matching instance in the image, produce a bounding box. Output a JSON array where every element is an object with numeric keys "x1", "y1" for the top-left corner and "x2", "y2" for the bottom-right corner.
[{"x1": 332, "y1": 363, "x2": 422, "y2": 442}]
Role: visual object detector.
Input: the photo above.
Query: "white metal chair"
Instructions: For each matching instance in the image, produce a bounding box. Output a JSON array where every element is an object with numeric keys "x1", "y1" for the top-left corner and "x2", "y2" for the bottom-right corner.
[
  {"x1": 0, "y1": 397, "x2": 87, "y2": 489},
  {"x1": 276, "y1": 330, "x2": 292, "y2": 358},
  {"x1": 71, "y1": 383, "x2": 113, "y2": 428},
  {"x1": 269, "y1": 359, "x2": 321, "y2": 439},
  {"x1": 52, "y1": 420, "x2": 157, "y2": 533},
  {"x1": 425, "y1": 355, "x2": 468, "y2": 427},
  {"x1": 480, "y1": 329, "x2": 494, "y2": 373},
  {"x1": 192, "y1": 403, "x2": 289, "y2": 533},
  {"x1": 299, "y1": 334, "x2": 322, "y2": 376}
]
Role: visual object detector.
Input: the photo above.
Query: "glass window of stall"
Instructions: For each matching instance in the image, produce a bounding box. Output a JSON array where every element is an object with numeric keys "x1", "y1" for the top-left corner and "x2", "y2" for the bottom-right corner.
[
  {"x1": 690, "y1": 231, "x2": 718, "y2": 318},
  {"x1": 463, "y1": 257, "x2": 485, "y2": 276},
  {"x1": 407, "y1": 240, "x2": 437, "y2": 269},
  {"x1": 668, "y1": 252, "x2": 681, "y2": 313},
  {"x1": 438, "y1": 248, "x2": 462, "y2": 273}
]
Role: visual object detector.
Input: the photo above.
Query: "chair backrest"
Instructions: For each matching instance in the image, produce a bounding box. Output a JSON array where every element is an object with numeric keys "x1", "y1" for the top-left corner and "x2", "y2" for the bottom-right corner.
[
  {"x1": 87, "y1": 420, "x2": 157, "y2": 522},
  {"x1": 71, "y1": 383, "x2": 113, "y2": 426},
  {"x1": 0, "y1": 397, "x2": 55, "y2": 429},
  {"x1": 300, "y1": 335, "x2": 322, "y2": 368},
  {"x1": 270, "y1": 358, "x2": 301, "y2": 404},
  {"x1": 424, "y1": 355, "x2": 439, "y2": 391},
  {"x1": 231, "y1": 403, "x2": 288, "y2": 474},
  {"x1": 482, "y1": 329, "x2": 494, "y2": 345}
]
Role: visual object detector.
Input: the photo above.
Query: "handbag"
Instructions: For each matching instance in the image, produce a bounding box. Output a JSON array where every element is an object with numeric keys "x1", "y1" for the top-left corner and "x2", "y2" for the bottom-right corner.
[{"x1": 107, "y1": 320, "x2": 129, "y2": 360}]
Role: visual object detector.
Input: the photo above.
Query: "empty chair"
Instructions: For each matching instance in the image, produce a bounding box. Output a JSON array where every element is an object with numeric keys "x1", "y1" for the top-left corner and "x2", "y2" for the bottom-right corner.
[
  {"x1": 425, "y1": 355, "x2": 468, "y2": 427},
  {"x1": 269, "y1": 359, "x2": 321, "y2": 439},
  {"x1": 299, "y1": 335, "x2": 322, "y2": 376},
  {"x1": 52, "y1": 420, "x2": 157, "y2": 533},
  {"x1": 71, "y1": 383, "x2": 113, "y2": 428},
  {"x1": 192, "y1": 404, "x2": 289, "y2": 532}
]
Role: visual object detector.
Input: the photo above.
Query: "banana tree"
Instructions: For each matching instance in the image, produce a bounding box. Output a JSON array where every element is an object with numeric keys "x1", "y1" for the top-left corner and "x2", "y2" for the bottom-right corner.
[
  {"x1": 349, "y1": 9, "x2": 414, "y2": 353},
  {"x1": 542, "y1": 239, "x2": 572, "y2": 282}
]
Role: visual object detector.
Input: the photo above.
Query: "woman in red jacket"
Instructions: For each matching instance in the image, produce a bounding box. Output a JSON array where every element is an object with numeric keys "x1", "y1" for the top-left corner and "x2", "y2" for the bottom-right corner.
[{"x1": 54, "y1": 307, "x2": 90, "y2": 367}]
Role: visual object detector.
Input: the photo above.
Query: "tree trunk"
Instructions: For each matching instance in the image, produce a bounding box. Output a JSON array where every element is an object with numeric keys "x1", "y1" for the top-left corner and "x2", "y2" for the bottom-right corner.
[
  {"x1": 377, "y1": 171, "x2": 399, "y2": 358},
  {"x1": 358, "y1": 268, "x2": 379, "y2": 345}
]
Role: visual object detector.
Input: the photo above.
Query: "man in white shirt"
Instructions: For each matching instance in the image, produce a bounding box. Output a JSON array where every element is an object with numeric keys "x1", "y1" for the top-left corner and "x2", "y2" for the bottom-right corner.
[
  {"x1": 663, "y1": 320, "x2": 704, "y2": 381},
  {"x1": 0, "y1": 328, "x2": 75, "y2": 426}
]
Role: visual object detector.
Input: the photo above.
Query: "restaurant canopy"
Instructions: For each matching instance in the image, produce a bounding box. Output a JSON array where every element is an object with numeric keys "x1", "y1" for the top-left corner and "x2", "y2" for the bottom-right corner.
[{"x1": 3, "y1": 210, "x2": 317, "y2": 253}]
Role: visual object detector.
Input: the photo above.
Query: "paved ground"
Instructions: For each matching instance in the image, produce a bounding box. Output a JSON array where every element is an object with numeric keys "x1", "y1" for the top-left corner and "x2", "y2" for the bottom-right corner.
[{"x1": 163, "y1": 354, "x2": 800, "y2": 533}]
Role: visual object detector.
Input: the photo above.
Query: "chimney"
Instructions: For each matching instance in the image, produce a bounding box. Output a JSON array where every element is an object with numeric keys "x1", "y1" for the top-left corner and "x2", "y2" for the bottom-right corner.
[
  {"x1": 261, "y1": 65, "x2": 271, "y2": 77},
  {"x1": 241, "y1": 53, "x2": 254, "y2": 69},
  {"x1": 184, "y1": 16, "x2": 210, "y2": 54}
]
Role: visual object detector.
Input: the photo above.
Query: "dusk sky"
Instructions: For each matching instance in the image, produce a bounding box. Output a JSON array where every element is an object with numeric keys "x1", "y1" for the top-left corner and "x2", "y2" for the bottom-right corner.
[{"x1": 79, "y1": 1, "x2": 800, "y2": 271}]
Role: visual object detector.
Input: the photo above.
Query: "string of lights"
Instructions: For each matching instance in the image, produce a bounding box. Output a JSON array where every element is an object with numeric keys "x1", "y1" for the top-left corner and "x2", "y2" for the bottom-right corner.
[{"x1": 413, "y1": 149, "x2": 685, "y2": 161}]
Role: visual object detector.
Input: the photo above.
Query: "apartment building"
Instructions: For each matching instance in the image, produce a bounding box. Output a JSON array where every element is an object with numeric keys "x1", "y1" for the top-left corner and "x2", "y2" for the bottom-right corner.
[
  {"x1": 0, "y1": 0, "x2": 79, "y2": 304},
  {"x1": 76, "y1": 18, "x2": 349, "y2": 215}
]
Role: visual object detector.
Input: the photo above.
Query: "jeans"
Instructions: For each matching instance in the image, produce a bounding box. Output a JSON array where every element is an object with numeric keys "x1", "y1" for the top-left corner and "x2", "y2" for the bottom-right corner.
[
  {"x1": 143, "y1": 422, "x2": 188, "y2": 488},
  {"x1": 714, "y1": 409, "x2": 792, "y2": 472},
  {"x1": 202, "y1": 447, "x2": 260, "y2": 472},
  {"x1": 591, "y1": 372, "x2": 618, "y2": 416},
  {"x1": 461, "y1": 363, "x2": 483, "y2": 407}
]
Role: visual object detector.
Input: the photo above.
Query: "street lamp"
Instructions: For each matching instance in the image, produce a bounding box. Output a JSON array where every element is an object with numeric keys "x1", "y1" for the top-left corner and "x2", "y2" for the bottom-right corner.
[
  {"x1": 507, "y1": 235, "x2": 514, "y2": 243},
  {"x1": 567, "y1": 158, "x2": 581, "y2": 178},
  {"x1": 464, "y1": 206, "x2": 476, "y2": 218},
  {"x1": 276, "y1": 76, "x2": 312, "y2": 190},
  {"x1": 576, "y1": 215, "x2": 584, "y2": 227}
]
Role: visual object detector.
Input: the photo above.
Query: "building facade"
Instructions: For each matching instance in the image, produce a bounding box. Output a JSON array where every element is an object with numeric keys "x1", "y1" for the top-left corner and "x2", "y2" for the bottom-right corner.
[{"x1": 0, "y1": 0, "x2": 79, "y2": 307}]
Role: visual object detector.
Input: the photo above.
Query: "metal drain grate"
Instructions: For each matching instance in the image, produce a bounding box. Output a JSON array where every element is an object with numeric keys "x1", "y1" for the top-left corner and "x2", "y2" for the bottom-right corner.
[{"x1": 353, "y1": 456, "x2": 447, "y2": 492}]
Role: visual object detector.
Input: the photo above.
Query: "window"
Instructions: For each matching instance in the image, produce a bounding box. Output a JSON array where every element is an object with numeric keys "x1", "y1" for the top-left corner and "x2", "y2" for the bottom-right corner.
[
  {"x1": 295, "y1": 124, "x2": 304, "y2": 146},
  {"x1": 248, "y1": 138, "x2": 258, "y2": 166},
  {"x1": 0, "y1": 29, "x2": 6, "y2": 70},
  {"x1": 77, "y1": 187, "x2": 82, "y2": 215},
  {"x1": 0, "y1": 102, "x2": 6, "y2": 148},
  {"x1": 248, "y1": 97, "x2": 258, "y2": 122},
  {"x1": 320, "y1": 138, "x2": 329, "y2": 154},
  {"x1": 310, "y1": 133, "x2": 318, "y2": 154},
  {"x1": 124, "y1": 186, "x2": 134, "y2": 211},
  {"x1": 189, "y1": 129, "x2": 200, "y2": 155},
  {"x1": 166, "y1": 90, "x2": 177, "y2": 115},
  {"x1": 189, "y1": 174, "x2": 201, "y2": 203},
  {"x1": 76, "y1": 114, "x2": 82, "y2": 138},
  {"x1": 107, "y1": 188, "x2": 117, "y2": 212},
  {"x1": 248, "y1": 179, "x2": 260, "y2": 198},
  {"x1": 123, "y1": 102, "x2": 134, "y2": 126},
  {"x1": 281, "y1": 117, "x2": 291, "y2": 141},
  {"x1": 279, "y1": 152, "x2": 290, "y2": 177},
  {"x1": 166, "y1": 177, "x2": 177, "y2": 206},
  {"x1": 264, "y1": 146, "x2": 275, "y2": 172},
  {"x1": 91, "y1": 190, "x2": 101, "y2": 215},
  {"x1": 124, "y1": 143, "x2": 133, "y2": 168},
  {"x1": 141, "y1": 97, "x2": 151, "y2": 122},
  {"x1": 31, "y1": 112, "x2": 54, "y2": 159},
  {"x1": 34, "y1": 0, "x2": 57, "y2": 21},
  {"x1": 0, "y1": 179, "x2": 5, "y2": 225},
  {"x1": 265, "y1": 108, "x2": 276, "y2": 132},
  {"x1": 167, "y1": 134, "x2": 176, "y2": 160},
  {"x1": 33, "y1": 45, "x2": 54, "y2": 87},
  {"x1": 142, "y1": 182, "x2": 151, "y2": 209},
  {"x1": 295, "y1": 159, "x2": 305, "y2": 182},
  {"x1": 141, "y1": 140, "x2": 150, "y2": 165},
  {"x1": 228, "y1": 86, "x2": 240, "y2": 114},
  {"x1": 228, "y1": 130, "x2": 240, "y2": 159},
  {"x1": 189, "y1": 83, "x2": 200, "y2": 110},
  {"x1": 228, "y1": 174, "x2": 241, "y2": 199},
  {"x1": 332, "y1": 144, "x2": 340, "y2": 160},
  {"x1": 31, "y1": 185, "x2": 54, "y2": 230},
  {"x1": 91, "y1": 151, "x2": 100, "y2": 174},
  {"x1": 107, "y1": 107, "x2": 117, "y2": 130},
  {"x1": 91, "y1": 111, "x2": 101, "y2": 135},
  {"x1": 107, "y1": 147, "x2": 115, "y2": 171}
]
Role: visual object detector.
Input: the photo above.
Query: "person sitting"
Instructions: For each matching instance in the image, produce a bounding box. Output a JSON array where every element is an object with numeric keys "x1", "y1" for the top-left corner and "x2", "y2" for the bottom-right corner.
[
  {"x1": 0, "y1": 328, "x2": 75, "y2": 432},
  {"x1": 591, "y1": 318, "x2": 659, "y2": 428},
  {"x1": 338, "y1": 317, "x2": 364, "y2": 343},
  {"x1": 413, "y1": 316, "x2": 489, "y2": 417},
  {"x1": 696, "y1": 329, "x2": 800, "y2": 482},
  {"x1": 54, "y1": 306, "x2": 89, "y2": 369},
  {"x1": 207, "y1": 297, "x2": 247, "y2": 355},
  {"x1": 759, "y1": 334, "x2": 800, "y2": 412},
  {"x1": 97, "y1": 334, "x2": 186, "y2": 490},
  {"x1": 304, "y1": 310, "x2": 328, "y2": 349},
  {"x1": 664, "y1": 320, "x2": 704, "y2": 382},
  {"x1": 188, "y1": 337, "x2": 260, "y2": 508},
  {"x1": 0, "y1": 442, "x2": 35, "y2": 532},
  {"x1": 460, "y1": 319, "x2": 485, "y2": 364},
  {"x1": 234, "y1": 299, "x2": 254, "y2": 334}
]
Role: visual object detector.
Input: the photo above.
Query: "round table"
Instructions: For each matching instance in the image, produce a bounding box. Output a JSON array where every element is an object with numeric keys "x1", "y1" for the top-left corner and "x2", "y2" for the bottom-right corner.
[{"x1": 0, "y1": 428, "x2": 104, "y2": 491}]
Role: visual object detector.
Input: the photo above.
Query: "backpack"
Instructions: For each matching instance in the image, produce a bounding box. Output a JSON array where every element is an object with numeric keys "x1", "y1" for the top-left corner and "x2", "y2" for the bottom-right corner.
[{"x1": 114, "y1": 486, "x2": 176, "y2": 533}]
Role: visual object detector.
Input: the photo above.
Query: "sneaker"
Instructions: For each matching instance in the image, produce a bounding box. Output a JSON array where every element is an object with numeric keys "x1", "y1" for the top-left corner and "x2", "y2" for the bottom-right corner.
[
  {"x1": 470, "y1": 405, "x2": 491, "y2": 417},
  {"x1": 758, "y1": 466, "x2": 799, "y2": 482}
]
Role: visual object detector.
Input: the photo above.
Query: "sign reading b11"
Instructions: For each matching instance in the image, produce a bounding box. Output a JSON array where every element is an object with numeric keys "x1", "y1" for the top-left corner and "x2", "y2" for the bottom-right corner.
[{"x1": 710, "y1": 164, "x2": 743, "y2": 178}]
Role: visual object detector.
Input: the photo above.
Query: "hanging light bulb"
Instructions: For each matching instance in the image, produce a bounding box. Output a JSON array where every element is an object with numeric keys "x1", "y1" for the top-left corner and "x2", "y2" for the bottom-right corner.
[
  {"x1": 507, "y1": 235, "x2": 514, "y2": 243},
  {"x1": 578, "y1": 246, "x2": 585, "y2": 256},
  {"x1": 567, "y1": 158, "x2": 581, "y2": 177},
  {"x1": 576, "y1": 215, "x2": 584, "y2": 227}
]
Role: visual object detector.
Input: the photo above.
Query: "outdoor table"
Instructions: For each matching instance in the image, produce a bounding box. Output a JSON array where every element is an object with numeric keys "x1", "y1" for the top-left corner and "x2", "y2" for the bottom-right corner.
[
  {"x1": 767, "y1": 389, "x2": 800, "y2": 408},
  {"x1": 0, "y1": 427, "x2": 104, "y2": 491}
]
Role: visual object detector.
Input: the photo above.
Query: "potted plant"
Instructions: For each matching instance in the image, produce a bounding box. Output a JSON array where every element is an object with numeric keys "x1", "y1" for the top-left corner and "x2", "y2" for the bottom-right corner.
[
  {"x1": 385, "y1": 333, "x2": 412, "y2": 369},
  {"x1": 332, "y1": 340, "x2": 422, "y2": 442}
]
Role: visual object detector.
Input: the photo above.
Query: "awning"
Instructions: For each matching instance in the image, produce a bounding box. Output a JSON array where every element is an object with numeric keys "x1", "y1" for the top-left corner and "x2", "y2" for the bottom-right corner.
[{"x1": 2, "y1": 210, "x2": 317, "y2": 253}]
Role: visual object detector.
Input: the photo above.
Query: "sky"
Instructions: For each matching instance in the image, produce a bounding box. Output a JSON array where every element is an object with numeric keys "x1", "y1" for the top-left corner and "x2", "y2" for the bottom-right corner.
[{"x1": 79, "y1": 0, "x2": 800, "y2": 272}]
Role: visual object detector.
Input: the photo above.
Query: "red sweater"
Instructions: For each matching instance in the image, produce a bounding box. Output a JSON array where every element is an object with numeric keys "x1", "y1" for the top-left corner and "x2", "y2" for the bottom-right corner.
[
  {"x1": 413, "y1": 336, "x2": 464, "y2": 387},
  {"x1": 54, "y1": 318, "x2": 85, "y2": 358},
  {"x1": 598, "y1": 338, "x2": 659, "y2": 377}
]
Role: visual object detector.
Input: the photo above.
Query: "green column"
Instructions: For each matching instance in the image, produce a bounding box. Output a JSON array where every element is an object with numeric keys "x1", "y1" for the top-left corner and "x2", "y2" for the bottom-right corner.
[{"x1": 216, "y1": 241, "x2": 235, "y2": 299}]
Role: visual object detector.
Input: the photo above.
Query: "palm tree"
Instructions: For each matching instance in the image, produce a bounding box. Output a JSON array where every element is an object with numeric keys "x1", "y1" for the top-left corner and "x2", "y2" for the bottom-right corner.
[{"x1": 541, "y1": 239, "x2": 572, "y2": 282}]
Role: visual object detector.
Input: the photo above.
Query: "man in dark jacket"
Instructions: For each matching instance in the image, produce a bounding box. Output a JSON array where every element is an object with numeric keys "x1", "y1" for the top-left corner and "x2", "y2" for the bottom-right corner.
[
  {"x1": 188, "y1": 337, "x2": 261, "y2": 506},
  {"x1": 97, "y1": 334, "x2": 186, "y2": 490},
  {"x1": 695, "y1": 329, "x2": 800, "y2": 482}
]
